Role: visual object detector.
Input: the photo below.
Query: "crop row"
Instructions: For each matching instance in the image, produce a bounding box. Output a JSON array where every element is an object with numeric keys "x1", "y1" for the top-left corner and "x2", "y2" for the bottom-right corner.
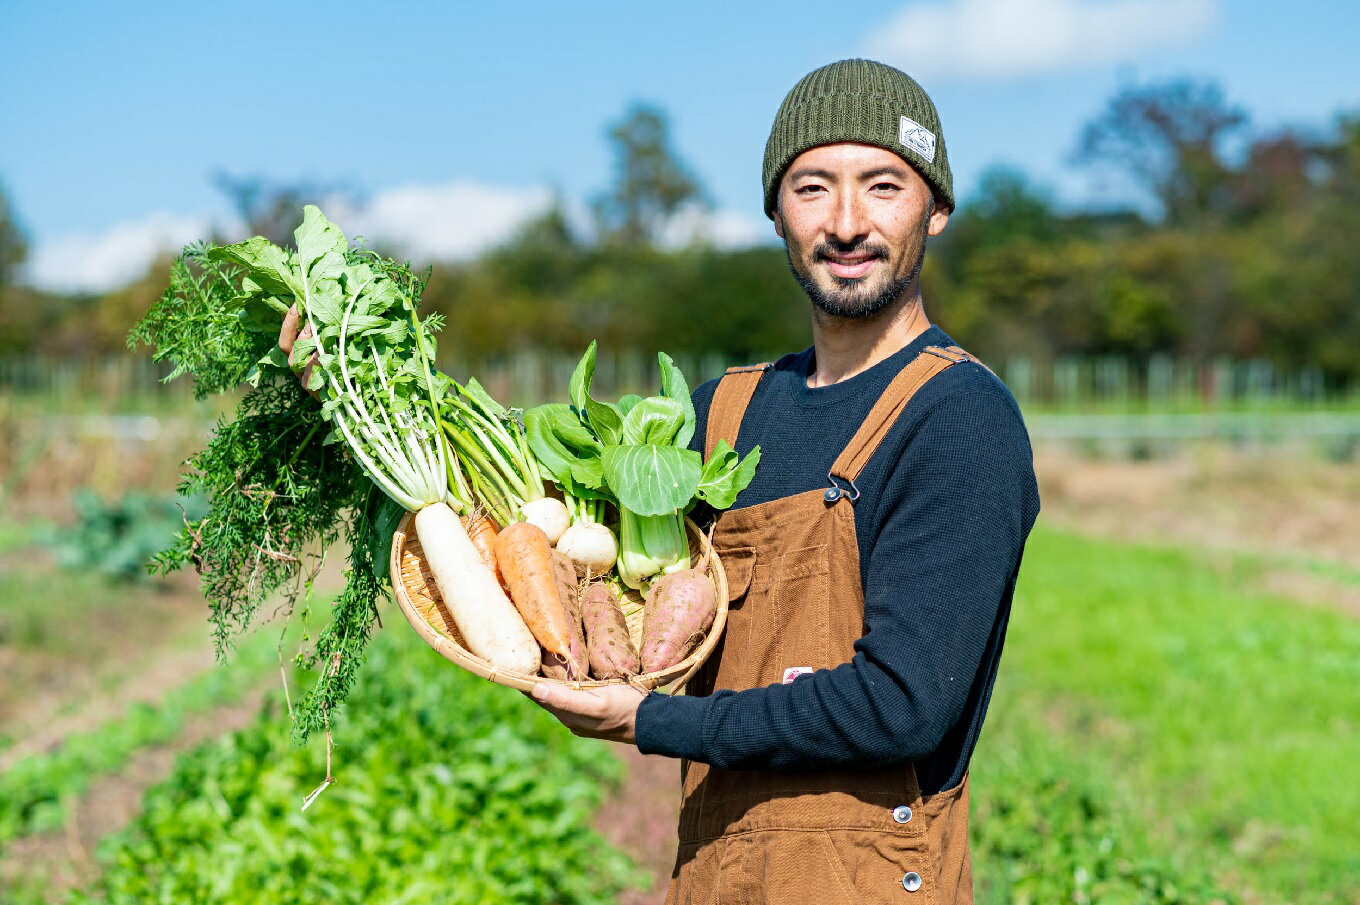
[
  {"x1": 47, "y1": 626, "x2": 643, "y2": 905},
  {"x1": 0, "y1": 628, "x2": 282, "y2": 848}
]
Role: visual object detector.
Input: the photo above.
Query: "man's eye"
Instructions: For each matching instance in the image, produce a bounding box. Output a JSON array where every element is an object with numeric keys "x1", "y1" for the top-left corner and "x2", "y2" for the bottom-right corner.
[
  {"x1": 872, "y1": 183, "x2": 901, "y2": 192},
  {"x1": 795, "y1": 184, "x2": 825, "y2": 195}
]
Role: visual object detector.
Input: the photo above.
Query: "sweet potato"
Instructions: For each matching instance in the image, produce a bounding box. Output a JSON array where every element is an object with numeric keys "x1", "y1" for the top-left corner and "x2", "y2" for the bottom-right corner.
[
  {"x1": 639, "y1": 543, "x2": 716, "y2": 674},
  {"x1": 582, "y1": 580, "x2": 640, "y2": 680},
  {"x1": 541, "y1": 551, "x2": 589, "y2": 681}
]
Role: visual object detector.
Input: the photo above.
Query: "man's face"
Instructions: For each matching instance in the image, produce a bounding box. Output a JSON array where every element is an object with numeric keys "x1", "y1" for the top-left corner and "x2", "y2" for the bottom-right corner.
[{"x1": 773, "y1": 143, "x2": 950, "y2": 319}]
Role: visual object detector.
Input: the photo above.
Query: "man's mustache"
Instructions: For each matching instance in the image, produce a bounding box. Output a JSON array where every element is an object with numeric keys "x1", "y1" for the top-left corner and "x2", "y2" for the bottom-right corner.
[{"x1": 813, "y1": 241, "x2": 891, "y2": 262}]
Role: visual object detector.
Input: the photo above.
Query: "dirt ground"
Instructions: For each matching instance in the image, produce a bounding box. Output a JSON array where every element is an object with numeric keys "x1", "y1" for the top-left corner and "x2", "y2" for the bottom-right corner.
[
  {"x1": 1035, "y1": 447, "x2": 1360, "y2": 567},
  {"x1": 1034, "y1": 447, "x2": 1360, "y2": 616},
  {"x1": 596, "y1": 749, "x2": 683, "y2": 905},
  {"x1": 0, "y1": 687, "x2": 268, "y2": 897}
]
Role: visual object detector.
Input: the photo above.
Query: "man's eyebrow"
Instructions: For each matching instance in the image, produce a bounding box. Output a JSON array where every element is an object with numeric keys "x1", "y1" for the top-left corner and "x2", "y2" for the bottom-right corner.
[
  {"x1": 859, "y1": 166, "x2": 912, "y2": 181},
  {"x1": 786, "y1": 167, "x2": 836, "y2": 182}
]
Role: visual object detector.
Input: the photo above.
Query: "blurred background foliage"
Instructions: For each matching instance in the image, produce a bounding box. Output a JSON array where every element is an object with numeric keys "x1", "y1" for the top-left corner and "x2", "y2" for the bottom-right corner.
[{"x1": 2, "y1": 78, "x2": 1358, "y2": 387}]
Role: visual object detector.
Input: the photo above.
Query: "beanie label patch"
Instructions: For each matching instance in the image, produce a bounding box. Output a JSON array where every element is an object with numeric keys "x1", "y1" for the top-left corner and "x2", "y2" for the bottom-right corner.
[{"x1": 898, "y1": 116, "x2": 936, "y2": 165}]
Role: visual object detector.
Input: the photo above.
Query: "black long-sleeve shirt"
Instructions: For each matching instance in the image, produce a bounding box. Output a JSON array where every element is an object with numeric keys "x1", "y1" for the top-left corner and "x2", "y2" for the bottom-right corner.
[{"x1": 633, "y1": 326, "x2": 1040, "y2": 795}]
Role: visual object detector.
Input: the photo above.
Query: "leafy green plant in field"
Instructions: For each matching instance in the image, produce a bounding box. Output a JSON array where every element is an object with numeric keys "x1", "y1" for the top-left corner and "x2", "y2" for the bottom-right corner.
[
  {"x1": 46, "y1": 488, "x2": 208, "y2": 582},
  {"x1": 972, "y1": 701, "x2": 1232, "y2": 905},
  {"x1": 66, "y1": 626, "x2": 644, "y2": 905},
  {"x1": 0, "y1": 629, "x2": 280, "y2": 849}
]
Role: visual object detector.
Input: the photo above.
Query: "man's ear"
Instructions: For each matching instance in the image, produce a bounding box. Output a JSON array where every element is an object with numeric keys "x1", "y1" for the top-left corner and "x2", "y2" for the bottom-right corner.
[
  {"x1": 927, "y1": 204, "x2": 950, "y2": 238},
  {"x1": 772, "y1": 206, "x2": 786, "y2": 240}
]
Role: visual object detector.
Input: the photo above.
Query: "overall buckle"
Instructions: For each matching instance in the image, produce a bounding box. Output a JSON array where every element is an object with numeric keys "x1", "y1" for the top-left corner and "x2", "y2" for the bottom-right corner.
[{"x1": 824, "y1": 471, "x2": 861, "y2": 504}]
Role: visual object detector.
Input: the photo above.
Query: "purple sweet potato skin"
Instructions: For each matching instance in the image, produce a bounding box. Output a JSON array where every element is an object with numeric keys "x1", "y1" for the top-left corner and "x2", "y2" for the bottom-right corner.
[
  {"x1": 541, "y1": 551, "x2": 589, "y2": 681},
  {"x1": 639, "y1": 569, "x2": 717, "y2": 673},
  {"x1": 581, "y1": 581, "x2": 640, "y2": 680}
]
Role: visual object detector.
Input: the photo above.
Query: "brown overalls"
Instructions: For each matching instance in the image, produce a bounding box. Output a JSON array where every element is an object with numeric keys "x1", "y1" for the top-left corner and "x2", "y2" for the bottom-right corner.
[{"x1": 666, "y1": 345, "x2": 979, "y2": 905}]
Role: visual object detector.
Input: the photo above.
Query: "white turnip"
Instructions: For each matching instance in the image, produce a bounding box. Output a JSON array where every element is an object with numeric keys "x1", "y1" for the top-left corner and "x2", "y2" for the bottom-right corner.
[
  {"x1": 519, "y1": 497, "x2": 570, "y2": 544},
  {"x1": 555, "y1": 522, "x2": 618, "y2": 577}
]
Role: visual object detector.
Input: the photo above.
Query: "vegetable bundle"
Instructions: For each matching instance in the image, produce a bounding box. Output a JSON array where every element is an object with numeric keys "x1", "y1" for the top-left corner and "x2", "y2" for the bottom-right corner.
[
  {"x1": 525, "y1": 343, "x2": 759, "y2": 674},
  {"x1": 133, "y1": 206, "x2": 758, "y2": 742}
]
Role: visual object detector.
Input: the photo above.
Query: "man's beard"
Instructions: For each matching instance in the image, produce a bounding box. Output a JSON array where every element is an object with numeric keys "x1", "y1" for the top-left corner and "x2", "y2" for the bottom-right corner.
[{"x1": 784, "y1": 216, "x2": 930, "y2": 320}]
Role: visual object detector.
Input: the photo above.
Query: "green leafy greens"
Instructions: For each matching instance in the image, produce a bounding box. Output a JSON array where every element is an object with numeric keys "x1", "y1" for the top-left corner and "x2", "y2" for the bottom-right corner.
[
  {"x1": 213, "y1": 205, "x2": 459, "y2": 514},
  {"x1": 130, "y1": 207, "x2": 453, "y2": 743},
  {"x1": 526, "y1": 341, "x2": 759, "y2": 590},
  {"x1": 440, "y1": 376, "x2": 551, "y2": 528}
]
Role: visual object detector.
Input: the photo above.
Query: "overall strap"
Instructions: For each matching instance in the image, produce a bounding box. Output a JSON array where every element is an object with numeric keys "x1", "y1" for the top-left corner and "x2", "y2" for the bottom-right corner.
[
  {"x1": 704, "y1": 363, "x2": 771, "y2": 459},
  {"x1": 830, "y1": 345, "x2": 976, "y2": 485}
]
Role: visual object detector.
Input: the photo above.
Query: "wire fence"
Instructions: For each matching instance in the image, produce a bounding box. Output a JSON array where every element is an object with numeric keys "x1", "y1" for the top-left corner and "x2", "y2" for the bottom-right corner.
[
  {"x1": 999, "y1": 354, "x2": 1348, "y2": 411},
  {"x1": 3, "y1": 352, "x2": 1358, "y2": 460},
  {"x1": 3, "y1": 350, "x2": 1356, "y2": 411}
]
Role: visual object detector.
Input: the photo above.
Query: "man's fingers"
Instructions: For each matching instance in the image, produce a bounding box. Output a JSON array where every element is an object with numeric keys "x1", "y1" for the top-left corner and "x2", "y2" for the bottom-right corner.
[
  {"x1": 279, "y1": 304, "x2": 301, "y2": 356},
  {"x1": 527, "y1": 682, "x2": 643, "y2": 745},
  {"x1": 278, "y1": 304, "x2": 321, "y2": 399},
  {"x1": 278, "y1": 305, "x2": 317, "y2": 365},
  {"x1": 537, "y1": 684, "x2": 615, "y2": 719}
]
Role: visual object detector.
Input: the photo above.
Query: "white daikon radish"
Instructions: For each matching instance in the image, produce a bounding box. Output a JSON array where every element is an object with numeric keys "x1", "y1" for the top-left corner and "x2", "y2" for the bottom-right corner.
[{"x1": 416, "y1": 503, "x2": 540, "y2": 675}]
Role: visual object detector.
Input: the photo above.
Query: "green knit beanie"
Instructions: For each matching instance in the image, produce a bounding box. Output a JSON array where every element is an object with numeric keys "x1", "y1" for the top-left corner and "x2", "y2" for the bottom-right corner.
[{"x1": 762, "y1": 58, "x2": 954, "y2": 218}]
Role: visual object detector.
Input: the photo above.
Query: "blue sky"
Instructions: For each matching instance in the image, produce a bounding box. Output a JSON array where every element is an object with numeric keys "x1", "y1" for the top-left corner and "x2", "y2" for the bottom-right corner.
[{"x1": 2, "y1": 0, "x2": 1355, "y2": 291}]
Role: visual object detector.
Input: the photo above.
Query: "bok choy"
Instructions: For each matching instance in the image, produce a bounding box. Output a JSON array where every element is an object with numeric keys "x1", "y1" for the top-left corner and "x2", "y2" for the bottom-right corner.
[{"x1": 527, "y1": 342, "x2": 759, "y2": 591}]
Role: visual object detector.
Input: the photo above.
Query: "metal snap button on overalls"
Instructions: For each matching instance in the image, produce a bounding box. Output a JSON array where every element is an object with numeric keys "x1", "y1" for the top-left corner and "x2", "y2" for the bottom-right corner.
[
  {"x1": 892, "y1": 805, "x2": 913, "y2": 824},
  {"x1": 902, "y1": 871, "x2": 923, "y2": 892}
]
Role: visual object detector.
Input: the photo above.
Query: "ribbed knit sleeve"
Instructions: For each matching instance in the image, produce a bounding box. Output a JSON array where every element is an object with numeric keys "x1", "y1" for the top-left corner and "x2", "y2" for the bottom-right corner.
[{"x1": 636, "y1": 382, "x2": 1038, "y2": 774}]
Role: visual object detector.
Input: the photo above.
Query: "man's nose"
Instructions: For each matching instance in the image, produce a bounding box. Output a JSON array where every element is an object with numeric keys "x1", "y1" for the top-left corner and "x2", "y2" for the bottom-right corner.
[{"x1": 827, "y1": 190, "x2": 868, "y2": 245}]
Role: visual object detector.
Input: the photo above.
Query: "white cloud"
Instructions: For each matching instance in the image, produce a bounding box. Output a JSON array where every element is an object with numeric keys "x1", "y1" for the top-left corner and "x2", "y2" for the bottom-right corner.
[
  {"x1": 864, "y1": 0, "x2": 1219, "y2": 79},
  {"x1": 657, "y1": 204, "x2": 774, "y2": 250},
  {"x1": 328, "y1": 180, "x2": 553, "y2": 262},
  {"x1": 23, "y1": 180, "x2": 555, "y2": 294},
  {"x1": 26, "y1": 212, "x2": 216, "y2": 294},
  {"x1": 24, "y1": 187, "x2": 773, "y2": 296}
]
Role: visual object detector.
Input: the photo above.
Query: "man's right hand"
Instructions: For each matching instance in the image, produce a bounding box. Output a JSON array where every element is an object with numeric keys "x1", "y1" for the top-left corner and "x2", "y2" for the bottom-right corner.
[{"x1": 278, "y1": 304, "x2": 321, "y2": 399}]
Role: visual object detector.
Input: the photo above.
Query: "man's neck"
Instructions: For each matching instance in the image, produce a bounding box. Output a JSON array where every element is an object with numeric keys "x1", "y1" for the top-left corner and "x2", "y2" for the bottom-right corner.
[{"x1": 806, "y1": 294, "x2": 932, "y2": 388}]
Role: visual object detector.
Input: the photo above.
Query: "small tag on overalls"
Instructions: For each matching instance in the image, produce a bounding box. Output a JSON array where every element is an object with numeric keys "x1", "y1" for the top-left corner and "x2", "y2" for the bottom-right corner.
[{"x1": 781, "y1": 666, "x2": 814, "y2": 684}]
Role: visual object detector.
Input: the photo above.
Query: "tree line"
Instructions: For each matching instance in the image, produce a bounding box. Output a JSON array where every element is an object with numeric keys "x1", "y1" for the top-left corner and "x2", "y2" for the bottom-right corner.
[{"x1": 1, "y1": 78, "x2": 1357, "y2": 386}]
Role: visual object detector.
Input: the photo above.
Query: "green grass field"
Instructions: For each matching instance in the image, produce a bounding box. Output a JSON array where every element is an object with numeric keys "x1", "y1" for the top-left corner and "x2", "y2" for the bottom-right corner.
[{"x1": 973, "y1": 525, "x2": 1360, "y2": 904}]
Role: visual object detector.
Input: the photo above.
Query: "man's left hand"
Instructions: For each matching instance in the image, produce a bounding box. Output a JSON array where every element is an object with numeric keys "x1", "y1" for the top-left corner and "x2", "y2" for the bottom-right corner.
[{"x1": 529, "y1": 682, "x2": 646, "y2": 745}]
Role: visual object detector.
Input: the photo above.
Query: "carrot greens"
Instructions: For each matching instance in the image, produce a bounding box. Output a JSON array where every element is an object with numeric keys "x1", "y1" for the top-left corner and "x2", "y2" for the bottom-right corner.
[{"x1": 132, "y1": 206, "x2": 465, "y2": 741}]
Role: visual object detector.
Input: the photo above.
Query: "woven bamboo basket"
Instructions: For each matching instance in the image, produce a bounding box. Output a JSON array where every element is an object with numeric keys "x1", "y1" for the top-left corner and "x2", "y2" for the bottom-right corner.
[{"x1": 390, "y1": 512, "x2": 728, "y2": 693}]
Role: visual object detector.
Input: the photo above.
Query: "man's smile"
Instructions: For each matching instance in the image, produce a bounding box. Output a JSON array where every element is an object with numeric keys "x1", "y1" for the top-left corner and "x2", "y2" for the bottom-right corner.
[{"x1": 818, "y1": 249, "x2": 882, "y2": 280}]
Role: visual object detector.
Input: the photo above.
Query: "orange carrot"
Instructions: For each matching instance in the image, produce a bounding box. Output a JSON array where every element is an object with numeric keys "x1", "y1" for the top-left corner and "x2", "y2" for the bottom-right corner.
[
  {"x1": 463, "y1": 514, "x2": 508, "y2": 594},
  {"x1": 494, "y1": 522, "x2": 574, "y2": 658}
]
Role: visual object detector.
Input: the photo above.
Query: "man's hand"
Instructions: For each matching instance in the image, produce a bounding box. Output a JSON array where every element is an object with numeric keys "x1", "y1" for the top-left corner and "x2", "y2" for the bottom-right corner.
[
  {"x1": 529, "y1": 682, "x2": 646, "y2": 745},
  {"x1": 277, "y1": 303, "x2": 320, "y2": 399}
]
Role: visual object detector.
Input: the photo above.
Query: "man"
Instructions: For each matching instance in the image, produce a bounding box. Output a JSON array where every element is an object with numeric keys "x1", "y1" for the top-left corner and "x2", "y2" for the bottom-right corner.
[{"x1": 531, "y1": 58, "x2": 1039, "y2": 904}]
